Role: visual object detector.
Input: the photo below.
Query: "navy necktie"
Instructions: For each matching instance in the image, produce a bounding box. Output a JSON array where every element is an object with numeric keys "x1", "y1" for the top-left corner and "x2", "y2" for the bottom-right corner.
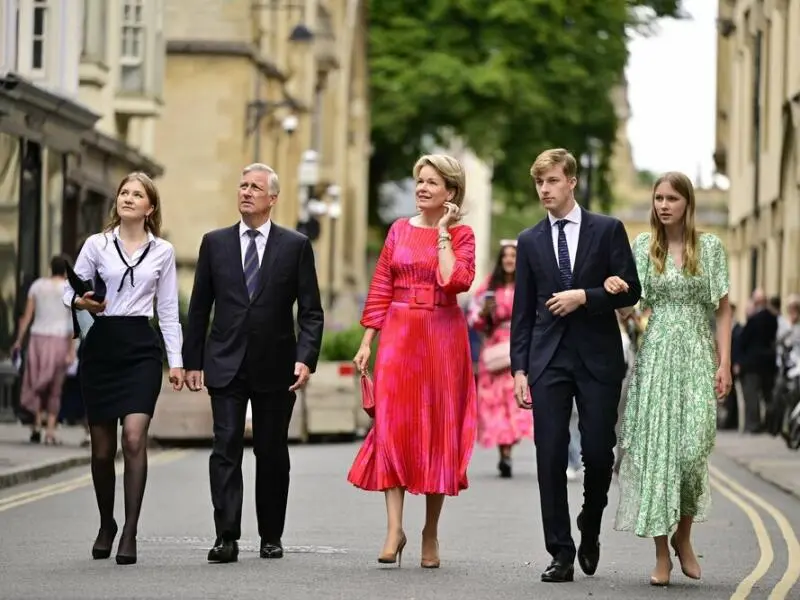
[
  {"x1": 243, "y1": 229, "x2": 260, "y2": 299},
  {"x1": 556, "y1": 219, "x2": 572, "y2": 289}
]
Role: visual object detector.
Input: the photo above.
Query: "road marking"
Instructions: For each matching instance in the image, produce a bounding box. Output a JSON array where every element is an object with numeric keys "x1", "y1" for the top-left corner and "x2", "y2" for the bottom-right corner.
[
  {"x1": 710, "y1": 474, "x2": 774, "y2": 599},
  {"x1": 0, "y1": 450, "x2": 187, "y2": 512},
  {"x1": 711, "y1": 465, "x2": 800, "y2": 600}
]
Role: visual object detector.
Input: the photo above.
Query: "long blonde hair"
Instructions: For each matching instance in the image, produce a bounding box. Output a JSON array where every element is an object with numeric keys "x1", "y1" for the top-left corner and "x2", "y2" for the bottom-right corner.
[
  {"x1": 103, "y1": 172, "x2": 162, "y2": 237},
  {"x1": 648, "y1": 171, "x2": 699, "y2": 276}
]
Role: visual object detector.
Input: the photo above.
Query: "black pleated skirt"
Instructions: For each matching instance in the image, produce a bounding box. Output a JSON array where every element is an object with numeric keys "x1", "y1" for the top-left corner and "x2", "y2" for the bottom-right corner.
[{"x1": 80, "y1": 316, "x2": 163, "y2": 425}]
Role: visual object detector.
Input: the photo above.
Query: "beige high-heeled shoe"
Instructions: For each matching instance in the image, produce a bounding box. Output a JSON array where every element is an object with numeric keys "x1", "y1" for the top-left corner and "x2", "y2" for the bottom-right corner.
[
  {"x1": 650, "y1": 558, "x2": 673, "y2": 586},
  {"x1": 420, "y1": 537, "x2": 440, "y2": 569},
  {"x1": 671, "y1": 534, "x2": 701, "y2": 579},
  {"x1": 377, "y1": 533, "x2": 407, "y2": 567}
]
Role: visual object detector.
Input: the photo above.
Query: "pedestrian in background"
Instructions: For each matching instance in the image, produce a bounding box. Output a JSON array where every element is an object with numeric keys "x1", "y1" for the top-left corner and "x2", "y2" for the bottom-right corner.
[
  {"x1": 350, "y1": 154, "x2": 477, "y2": 569},
  {"x1": 65, "y1": 172, "x2": 185, "y2": 565},
  {"x1": 11, "y1": 254, "x2": 74, "y2": 444},
  {"x1": 467, "y1": 241, "x2": 531, "y2": 478}
]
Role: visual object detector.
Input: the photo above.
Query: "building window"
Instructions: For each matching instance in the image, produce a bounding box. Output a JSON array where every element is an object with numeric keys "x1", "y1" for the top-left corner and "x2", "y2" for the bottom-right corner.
[
  {"x1": 82, "y1": 0, "x2": 108, "y2": 62},
  {"x1": 120, "y1": 0, "x2": 145, "y2": 93},
  {"x1": 31, "y1": 0, "x2": 48, "y2": 73}
]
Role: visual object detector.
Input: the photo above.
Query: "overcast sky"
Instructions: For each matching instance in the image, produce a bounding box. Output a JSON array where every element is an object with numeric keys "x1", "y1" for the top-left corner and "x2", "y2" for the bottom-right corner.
[{"x1": 626, "y1": 0, "x2": 719, "y2": 187}]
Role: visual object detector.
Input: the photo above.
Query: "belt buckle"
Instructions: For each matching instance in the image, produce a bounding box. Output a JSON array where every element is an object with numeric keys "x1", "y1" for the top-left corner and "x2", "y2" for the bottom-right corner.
[{"x1": 411, "y1": 284, "x2": 435, "y2": 310}]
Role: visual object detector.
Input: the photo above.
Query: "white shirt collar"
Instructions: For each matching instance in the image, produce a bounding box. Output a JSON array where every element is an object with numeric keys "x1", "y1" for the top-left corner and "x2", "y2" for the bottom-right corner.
[
  {"x1": 111, "y1": 226, "x2": 155, "y2": 244},
  {"x1": 239, "y1": 219, "x2": 272, "y2": 238},
  {"x1": 548, "y1": 202, "x2": 582, "y2": 227}
]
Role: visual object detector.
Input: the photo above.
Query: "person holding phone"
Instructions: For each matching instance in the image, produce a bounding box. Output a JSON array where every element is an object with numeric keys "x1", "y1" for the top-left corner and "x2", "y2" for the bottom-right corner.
[
  {"x1": 64, "y1": 172, "x2": 184, "y2": 565},
  {"x1": 467, "y1": 241, "x2": 531, "y2": 478}
]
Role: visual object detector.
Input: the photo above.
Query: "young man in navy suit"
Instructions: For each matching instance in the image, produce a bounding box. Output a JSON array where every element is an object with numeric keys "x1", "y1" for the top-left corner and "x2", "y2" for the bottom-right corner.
[{"x1": 510, "y1": 148, "x2": 641, "y2": 583}]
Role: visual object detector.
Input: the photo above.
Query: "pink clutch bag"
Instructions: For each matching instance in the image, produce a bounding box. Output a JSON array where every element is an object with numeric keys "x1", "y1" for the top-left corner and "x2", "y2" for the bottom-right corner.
[{"x1": 360, "y1": 372, "x2": 375, "y2": 418}]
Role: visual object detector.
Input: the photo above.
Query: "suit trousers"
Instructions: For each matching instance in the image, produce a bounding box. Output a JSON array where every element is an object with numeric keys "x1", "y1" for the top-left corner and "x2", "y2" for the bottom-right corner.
[
  {"x1": 741, "y1": 369, "x2": 776, "y2": 433},
  {"x1": 208, "y1": 366, "x2": 296, "y2": 543},
  {"x1": 530, "y1": 338, "x2": 621, "y2": 563}
]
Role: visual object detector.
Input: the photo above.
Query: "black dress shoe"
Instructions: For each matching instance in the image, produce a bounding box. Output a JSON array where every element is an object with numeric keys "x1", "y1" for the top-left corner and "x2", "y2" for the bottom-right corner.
[
  {"x1": 207, "y1": 539, "x2": 239, "y2": 563},
  {"x1": 260, "y1": 539, "x2": 284, "y2": 559},
  {"x1": 498, "y1": 457, "x2": 512, "y2": 478},
  {"x1": 541, "y1": 559, "x2": 575, "y2": 583},
  {"x1": 577, "y1": 512, "x2": 600, "y2": 576}
]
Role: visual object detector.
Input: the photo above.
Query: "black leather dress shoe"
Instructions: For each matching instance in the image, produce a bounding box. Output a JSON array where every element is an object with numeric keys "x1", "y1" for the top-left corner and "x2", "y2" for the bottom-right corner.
[
  {"x1": 260, "y1": 540, "x2": 284, "y2": 559},
  {"x1": 577, "y1": 512, "x2": 600, "y2": 576},
  {"x1": 207, "y1": 539, "x2": 238, "y2": 563},
  {"x1": 541, "y1": 559, "x2": 575, "y2": 583}
]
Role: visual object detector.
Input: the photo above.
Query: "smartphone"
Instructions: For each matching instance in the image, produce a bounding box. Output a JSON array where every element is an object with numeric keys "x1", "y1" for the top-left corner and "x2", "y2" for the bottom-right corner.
[{"x1": 483, "y1": 290, "x2": 496, "y2": 300}]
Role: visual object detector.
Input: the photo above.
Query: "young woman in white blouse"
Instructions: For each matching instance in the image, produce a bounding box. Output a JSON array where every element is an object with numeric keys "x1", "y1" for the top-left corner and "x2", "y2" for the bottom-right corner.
[{"x1": 63, "y1": 172, "x2": 185, "y2": 565}]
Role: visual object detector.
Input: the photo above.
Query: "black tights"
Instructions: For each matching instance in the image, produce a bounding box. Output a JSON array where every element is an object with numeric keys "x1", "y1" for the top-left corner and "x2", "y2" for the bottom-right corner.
[{"x1": 90, "y1": 413, "x2": 151, "y2": 553}]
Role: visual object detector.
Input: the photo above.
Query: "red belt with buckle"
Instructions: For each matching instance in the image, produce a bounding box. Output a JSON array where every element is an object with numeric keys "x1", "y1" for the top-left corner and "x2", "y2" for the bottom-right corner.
[{"x1": 393, "y1": 286, "x2": 457, "y2": 310}]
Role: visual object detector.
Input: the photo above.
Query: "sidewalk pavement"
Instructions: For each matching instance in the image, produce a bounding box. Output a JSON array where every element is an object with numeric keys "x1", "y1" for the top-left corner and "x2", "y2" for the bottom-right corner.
[
  {"x1": 0, "y1": 422, "x2": 91, "y2": 490},
  {"x1": 714, "y1": 430, "x2": 800, "y2": 498},
  {"x1": 0, "y1": 383, "x2": 182, "y2": 490}
]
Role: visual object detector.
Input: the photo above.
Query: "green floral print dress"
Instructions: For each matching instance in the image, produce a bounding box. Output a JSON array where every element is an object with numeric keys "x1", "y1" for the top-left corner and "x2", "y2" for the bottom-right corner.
[{"x1": 615, "y1": 232, "x2": 729, "y2": 538}]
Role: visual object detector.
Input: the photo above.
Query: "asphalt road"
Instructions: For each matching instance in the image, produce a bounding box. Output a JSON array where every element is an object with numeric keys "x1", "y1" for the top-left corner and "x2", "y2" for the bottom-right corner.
[{"x1": 1, "y1": 439, "x2": 798, "y2": 600}]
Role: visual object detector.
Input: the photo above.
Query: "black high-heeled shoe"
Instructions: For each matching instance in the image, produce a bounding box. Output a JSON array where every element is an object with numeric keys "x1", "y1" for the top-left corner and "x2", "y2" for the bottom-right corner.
[
  {"x1": 115, "y1": 535, "x2": 137, "y2": 565},
  {"x1": 91, "y1": 520, "x2": 119, "y2": 560}
]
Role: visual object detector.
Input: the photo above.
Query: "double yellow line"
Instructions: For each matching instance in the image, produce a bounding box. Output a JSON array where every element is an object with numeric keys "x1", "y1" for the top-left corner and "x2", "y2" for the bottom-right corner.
[
  {"x1": 0, "y1": 450, "x2": 187, "y2": 513},
  {"x1": 709, "y1": 464, "x2": 800, "y2": 599}
]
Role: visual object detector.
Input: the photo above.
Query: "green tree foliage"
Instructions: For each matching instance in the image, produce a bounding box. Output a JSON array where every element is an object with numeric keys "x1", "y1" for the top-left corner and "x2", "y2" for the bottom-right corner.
[
  {"x1": 368, "y1": 0, "x2": 685, "y2": 226},
  {"x1": 636, "y1": 169, "x2": 659, "y2": 187}
]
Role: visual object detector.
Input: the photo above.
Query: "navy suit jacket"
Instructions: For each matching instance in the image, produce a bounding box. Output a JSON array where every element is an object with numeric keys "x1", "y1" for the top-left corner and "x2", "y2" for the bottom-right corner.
[{"x1": 510, "y1": 208, "x2": 641, "y2": 385}]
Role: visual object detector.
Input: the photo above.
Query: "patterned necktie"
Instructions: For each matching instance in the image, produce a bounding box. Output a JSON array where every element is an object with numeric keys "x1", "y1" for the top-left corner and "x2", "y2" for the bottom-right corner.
[
  {"x1": 243, "y1": 229, "x2": 260, "y2": 299},
  {"x1": 556, "y1": 219, "x2": 573, "y2": 289}
]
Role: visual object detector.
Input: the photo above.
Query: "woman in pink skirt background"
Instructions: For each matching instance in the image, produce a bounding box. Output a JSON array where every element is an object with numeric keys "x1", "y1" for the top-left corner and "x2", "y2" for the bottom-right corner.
[
  {"x1": 11, "y1": 255, "x2": 75, "y2": 444},
  {"x1": 468, "y1": 242, "x2": 533, "y2": 478}
]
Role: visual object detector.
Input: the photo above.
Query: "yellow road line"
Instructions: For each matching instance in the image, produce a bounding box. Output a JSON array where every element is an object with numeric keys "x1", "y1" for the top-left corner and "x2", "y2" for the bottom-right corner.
[
  {"x1": 0, "y1": 450, "x2": 187, "y2": 512},
  {"x1": 710, "y1": 474, "x2": 774, "y2": 599},
  {"x1": 711, "y1": 465, "x2": 800, "y2": 600}
]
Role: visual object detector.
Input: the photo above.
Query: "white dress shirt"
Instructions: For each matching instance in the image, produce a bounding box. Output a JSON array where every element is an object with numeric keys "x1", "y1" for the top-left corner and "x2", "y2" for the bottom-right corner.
[
  {"x1": 62, "y1": 227, "x2": 184, "y2": 368},
  {"x1": 548, "y1": 202, "x2": 582, "y2": 270},
  {"x1": 239, "y1": 220, "x2": 271, "y2": 268}
]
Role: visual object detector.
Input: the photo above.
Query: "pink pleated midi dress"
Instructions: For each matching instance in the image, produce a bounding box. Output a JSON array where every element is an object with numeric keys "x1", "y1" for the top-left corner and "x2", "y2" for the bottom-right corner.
[{"x1": 347, "y1": 218, "x2": 478, "y2": 496}]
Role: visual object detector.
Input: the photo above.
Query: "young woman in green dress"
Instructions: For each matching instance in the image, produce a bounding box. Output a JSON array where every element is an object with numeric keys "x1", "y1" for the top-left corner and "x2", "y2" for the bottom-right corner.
[{"x1": 603, "y1": 171, "x2": 732, "y2": 586}]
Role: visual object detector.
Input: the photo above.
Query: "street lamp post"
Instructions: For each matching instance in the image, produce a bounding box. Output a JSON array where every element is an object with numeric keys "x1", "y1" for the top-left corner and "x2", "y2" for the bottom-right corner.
[
  {"x1": 297, "y1": 150, "x2": 324, "y2": 241},
  {"x1": 581, "y1": 137, "x2": 600, "y2": 210},
  {"x1": 246, "y1": 1, "x2": 315, "y2": 159},
  {"x1": 325, "y1": 184, "x2": 341, "y2": 309}
]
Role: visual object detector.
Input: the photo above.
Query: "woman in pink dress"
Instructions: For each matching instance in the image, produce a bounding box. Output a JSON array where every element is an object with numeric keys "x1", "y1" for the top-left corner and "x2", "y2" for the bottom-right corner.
[
  {"x1": 349, "y1": 154, "x2": 477, "y2": 569},
  {"x1": 468, "y1": 242, "x2": 533, "y2": 478}
]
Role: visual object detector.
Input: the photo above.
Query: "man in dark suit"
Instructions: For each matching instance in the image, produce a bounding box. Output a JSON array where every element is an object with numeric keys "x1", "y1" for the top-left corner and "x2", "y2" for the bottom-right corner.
[
  {"x1": 737, "y1": 288, "x2": 778, "y2": 433},
  {"x1": 510, "y1": 148, "x2": 641, "y2": 583},
  {"x1": 184, "y1": 163, "x2": 324, "y2": 563}
]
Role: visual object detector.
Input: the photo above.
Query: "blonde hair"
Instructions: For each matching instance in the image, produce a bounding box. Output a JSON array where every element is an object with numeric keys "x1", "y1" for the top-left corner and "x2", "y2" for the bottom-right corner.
[
  {"x1": 412, "y1": 154, "x2": 466, "y2": 214},
  {"x1": 530, "y1": 148, "x2": 578, "y2": 179},
  {"x1": 104, "y1": 172, "x2": 161, "y2": 237},
  {"x1": 649, "y1": 171, "x2": 699, "y2": 276}
]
